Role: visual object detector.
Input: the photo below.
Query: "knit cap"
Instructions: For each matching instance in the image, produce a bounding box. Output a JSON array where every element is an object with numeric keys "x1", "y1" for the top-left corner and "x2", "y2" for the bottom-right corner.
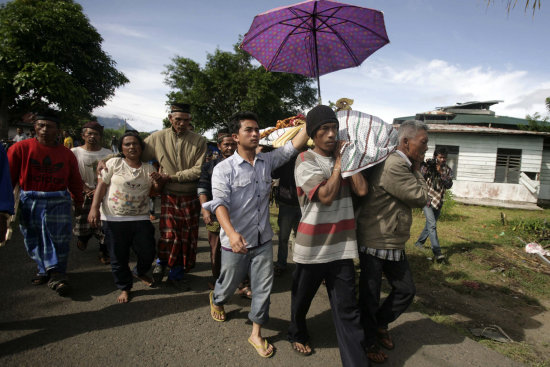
[{"x1": 306, "y1": 105, "x2": 338, "y2": 137}]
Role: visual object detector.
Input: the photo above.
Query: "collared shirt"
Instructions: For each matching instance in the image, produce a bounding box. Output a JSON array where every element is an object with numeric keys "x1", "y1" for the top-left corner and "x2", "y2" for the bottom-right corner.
[
  {"x1": 203, "y1": 141, "x2": 297, "y2": 250},
  {"x1": 363, "y1": 247, "x2": 405, "y2": 261},
  {"x1": 394, "y1": 149, "x2": 412, "y2": 167}
]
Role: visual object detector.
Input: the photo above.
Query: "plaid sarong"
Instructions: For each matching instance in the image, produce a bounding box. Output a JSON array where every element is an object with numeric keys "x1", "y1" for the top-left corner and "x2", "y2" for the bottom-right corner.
[
  {"x1": 73, "y1": 194, "x2": 105, "y2": 244},
  {"x1": 19, "y1": 190, "x2": 72, "y2": 275},
  {"x1": 158, "y1": 194, "x2": 200, "y2": 271}
]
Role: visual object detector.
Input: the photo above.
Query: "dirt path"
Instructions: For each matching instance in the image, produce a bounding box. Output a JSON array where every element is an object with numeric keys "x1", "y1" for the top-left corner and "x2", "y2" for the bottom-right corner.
[{"x1": 0, "y1": 223, "x2": 524, "y2": 366}]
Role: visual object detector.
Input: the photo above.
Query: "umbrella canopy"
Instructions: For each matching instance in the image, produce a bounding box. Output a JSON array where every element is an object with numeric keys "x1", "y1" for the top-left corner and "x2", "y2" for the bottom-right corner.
[{"x1": 241, "y1": 0, "x2": 389, "y2": 102}]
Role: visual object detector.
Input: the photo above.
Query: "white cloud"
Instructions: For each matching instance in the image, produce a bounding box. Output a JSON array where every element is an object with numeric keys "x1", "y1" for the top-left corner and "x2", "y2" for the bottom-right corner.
[
  {"x1": 94, "y1": 67, "x2": 169, "y2": 132},
  {"x1": 321, "y1": 57, "x2": 549, "y2": 123},
  {"x1": 94, "y1": 23, "x2": 150, "y2": 39}
]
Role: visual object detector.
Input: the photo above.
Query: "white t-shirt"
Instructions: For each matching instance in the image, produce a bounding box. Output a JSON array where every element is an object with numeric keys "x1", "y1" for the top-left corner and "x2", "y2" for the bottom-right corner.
[
  {"x1": 99, "y1": 157, "x2": 155, "y2": 221},
  {"x1": 71, "y1": 146, "x2": 112, "y2": 188}
]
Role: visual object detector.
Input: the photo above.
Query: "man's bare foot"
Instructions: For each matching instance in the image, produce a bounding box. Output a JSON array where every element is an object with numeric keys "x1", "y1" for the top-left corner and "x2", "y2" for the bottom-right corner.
[
  {"x1": 248, "y1": 335, "x2": 273, "y2": 357},
  {"x1": 133, "y1": 273, "x2": 154, "y2": 287},
  {"x1": 118, "y1": 290, "x2": 130, "y2": 303},
  {"x1": 292, "y1": 341, "x2": 312, "y2": 355}
]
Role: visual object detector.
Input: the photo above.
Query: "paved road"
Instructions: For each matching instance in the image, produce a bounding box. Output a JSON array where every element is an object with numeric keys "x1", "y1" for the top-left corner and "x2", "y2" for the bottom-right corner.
[{"x1": 0, "y1": 221, "x2": 522, "y2": 366}]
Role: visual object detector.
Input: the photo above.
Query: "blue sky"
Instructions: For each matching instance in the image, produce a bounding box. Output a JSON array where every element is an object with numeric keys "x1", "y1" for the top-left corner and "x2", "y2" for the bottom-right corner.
[{"x1": 74, "y1": 0, "x2": 550, "y2": 132}]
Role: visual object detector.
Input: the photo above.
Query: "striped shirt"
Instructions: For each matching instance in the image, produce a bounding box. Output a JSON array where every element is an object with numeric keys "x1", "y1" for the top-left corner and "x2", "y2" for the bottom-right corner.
[{"x1": 293, "y1": 150, "x2": 358, "y2": 264}]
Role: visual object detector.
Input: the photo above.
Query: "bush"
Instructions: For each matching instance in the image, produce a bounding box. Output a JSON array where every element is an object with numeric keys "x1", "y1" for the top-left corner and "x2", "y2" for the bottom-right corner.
[{"x1": 439, "y1": 190, "x2": 456, "y2": 220}]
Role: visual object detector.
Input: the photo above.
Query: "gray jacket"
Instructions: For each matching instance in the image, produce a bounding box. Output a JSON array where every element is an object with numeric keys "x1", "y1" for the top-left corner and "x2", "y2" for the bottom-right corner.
[{"x1": 356, "y1": 152, "x2": 428, "y2": 250}]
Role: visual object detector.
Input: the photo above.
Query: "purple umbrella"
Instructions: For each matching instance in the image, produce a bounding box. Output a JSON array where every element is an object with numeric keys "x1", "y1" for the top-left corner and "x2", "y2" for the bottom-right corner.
[{"x1": 241, "y1": 0, "x2": 389, "y2": 102}]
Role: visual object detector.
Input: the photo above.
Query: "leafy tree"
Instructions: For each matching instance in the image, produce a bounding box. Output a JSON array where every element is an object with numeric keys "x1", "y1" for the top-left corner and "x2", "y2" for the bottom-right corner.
[
  {"x1": 163, "y1": 43, "x2": 317, "y2": 131},
  {"x1": 0, "y1": 0, "x2": 128, "y2": 138}
]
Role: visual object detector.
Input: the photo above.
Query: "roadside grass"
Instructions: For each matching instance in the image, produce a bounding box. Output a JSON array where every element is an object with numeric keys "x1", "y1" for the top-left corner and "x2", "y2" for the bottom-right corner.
[
  {"x1": 269, "y1": 201, "x2": 550, "y2": 366},
  {"x1": 408, "y1": 203, "x2": 550, "y2": 366}
]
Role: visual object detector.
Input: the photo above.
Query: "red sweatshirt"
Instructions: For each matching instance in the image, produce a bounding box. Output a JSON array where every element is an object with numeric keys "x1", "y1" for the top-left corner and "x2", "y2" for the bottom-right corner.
[{"x1": 8, "y1": 138, "x2": 84, "y2": 206}]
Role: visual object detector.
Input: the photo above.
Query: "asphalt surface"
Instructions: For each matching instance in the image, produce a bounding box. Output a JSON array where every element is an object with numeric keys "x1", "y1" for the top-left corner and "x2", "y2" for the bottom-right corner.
[{"x1": 0, "y1": 220, "x2": 523, "y2": 366}]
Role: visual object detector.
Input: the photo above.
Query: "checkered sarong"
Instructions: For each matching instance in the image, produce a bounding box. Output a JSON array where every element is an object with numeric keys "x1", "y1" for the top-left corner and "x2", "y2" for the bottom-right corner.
[
  {"x1": 19, "y1": 190, "x2": 72, "y2": 274},
  {"x1": 73, "y1": 194, "x2": 105, "y2": 244},
  {"x1": 158, "y1": 194, "x2": 200, "y2": 271}
]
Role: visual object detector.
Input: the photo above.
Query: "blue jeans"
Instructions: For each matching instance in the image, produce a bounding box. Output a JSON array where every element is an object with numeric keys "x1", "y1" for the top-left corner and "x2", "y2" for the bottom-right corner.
[
  {"x1": 213, "y1": 241, "x2": 273, "y2": 325},
  {"x1": 275, "y1": 202, "x2": 301, "y2": 269},
  {"x1": 415, "y1": 205, "x2": 442, "y2": 256}
]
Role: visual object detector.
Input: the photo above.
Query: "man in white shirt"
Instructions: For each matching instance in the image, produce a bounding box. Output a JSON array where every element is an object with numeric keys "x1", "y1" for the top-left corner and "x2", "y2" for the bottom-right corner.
[
  {"x1": 71, "y1": 121, "x2": 112, "y2": 264},
  {"x1": 12, "y1": 128, "x2": 28, "y2": 142}
]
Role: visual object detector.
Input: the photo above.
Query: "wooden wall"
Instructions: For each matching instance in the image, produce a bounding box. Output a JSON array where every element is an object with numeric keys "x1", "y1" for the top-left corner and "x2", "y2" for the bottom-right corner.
[{"x1": 426, "y1": 133, "x2": 544, "y2": 183}]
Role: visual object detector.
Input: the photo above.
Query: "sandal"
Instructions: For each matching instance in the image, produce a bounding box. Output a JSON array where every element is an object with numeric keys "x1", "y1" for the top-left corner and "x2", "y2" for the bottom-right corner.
[
  {"x1": 248, "y1": 337, "x2": 274, "y2": 358},
  {"x1": 291, "y1": 341, "x2": 313, "y2": 356},
  {"x1": 237, "y1": 286, "x2": 252, "y2": 299},
  {"x1": 377, "y1": 328, "x2": 394, "y2": 350},
  {"x1": 98, "y1": 251, "x2": 110, "y2": 265},
  {"x1": 76, "y1": 240, "x2": 87, "y2": 251},
  {"x1": 31, "y1": 274, "x2": 49, "y2": 286},
  {"x1": 367, "y1": 344, "x2": 387, "y2": 364},
  {"x1": 209, "y1": 291, "x2": 225, "y2": 322},
  {"x1": 48, "y1": 279, "x2": 70, "y2": 296}
]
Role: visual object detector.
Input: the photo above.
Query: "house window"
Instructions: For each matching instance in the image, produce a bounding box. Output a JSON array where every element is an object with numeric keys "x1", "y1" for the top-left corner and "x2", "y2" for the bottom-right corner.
[
  {"x1": 495, "y1": 148, "x2": 521, "y2": 183},
  {"x1": 435, "y1": 145, "x2": 459, "y2": 179}
]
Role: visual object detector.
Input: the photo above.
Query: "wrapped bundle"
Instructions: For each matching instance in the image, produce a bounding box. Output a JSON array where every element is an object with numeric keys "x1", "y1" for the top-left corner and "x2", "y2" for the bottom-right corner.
[{"x1": 337, "y1": 109, "x2": 398, "y2": 178}]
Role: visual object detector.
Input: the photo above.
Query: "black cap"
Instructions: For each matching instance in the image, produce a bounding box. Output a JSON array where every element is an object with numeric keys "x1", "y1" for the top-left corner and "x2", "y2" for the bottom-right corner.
[
  {"x1": 170, "y1": 103, "x2": 190, "y2": 114},
  {"x1": 34, "y1": 108, "x2": 61, "y2": 125},
  {"x1": 306, "y1": 105, "x2": 338, "y2": 137}
]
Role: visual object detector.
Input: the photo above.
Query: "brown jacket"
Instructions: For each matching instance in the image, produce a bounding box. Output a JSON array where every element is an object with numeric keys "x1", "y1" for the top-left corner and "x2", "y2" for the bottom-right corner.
[
  {"x1": 143, "y1": 128, "x2": 206, "y2": 195},
  {"x1": 356, "y1": 151, "x2": 428, "y2": 250}
]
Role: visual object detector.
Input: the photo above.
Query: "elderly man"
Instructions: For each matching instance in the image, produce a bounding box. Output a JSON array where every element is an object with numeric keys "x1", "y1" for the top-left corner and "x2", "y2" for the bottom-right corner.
[
  {"x1": 356, "y1": 120, "x2": 429, "y2": 363},
  {"x1": 8, "y1": 110, "x2": 83, "y2": 296},
  {"x1": 204, "y1": 111, "x2": 309, "y2": 358},
  {"x1": 71, "y1": 121, "x2": 113, "y2": 263},
  {"x1": 142, "y1": 103, "x2": 207, "y2": 289}
]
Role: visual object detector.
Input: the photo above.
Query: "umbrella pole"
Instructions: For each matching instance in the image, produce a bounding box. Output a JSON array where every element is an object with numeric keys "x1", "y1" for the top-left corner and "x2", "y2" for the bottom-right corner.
[
  {"x1": 313, "y1": 3, "x2": 322, "y2": 105},
  {"x1": 317, "y1": 75, "x2": 321, "y2": 105}
]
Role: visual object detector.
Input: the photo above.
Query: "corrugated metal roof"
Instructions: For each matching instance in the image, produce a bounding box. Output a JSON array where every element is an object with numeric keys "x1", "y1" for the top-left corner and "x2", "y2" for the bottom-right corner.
[{"x1": 419, "y1": 124, "x2": 550, "y2": 136}]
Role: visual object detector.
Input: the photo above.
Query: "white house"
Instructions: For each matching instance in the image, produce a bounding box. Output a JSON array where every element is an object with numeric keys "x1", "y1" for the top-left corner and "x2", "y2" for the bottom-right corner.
[{"x1": 394, "y1": 101, "x2": 550, "y2": 208}]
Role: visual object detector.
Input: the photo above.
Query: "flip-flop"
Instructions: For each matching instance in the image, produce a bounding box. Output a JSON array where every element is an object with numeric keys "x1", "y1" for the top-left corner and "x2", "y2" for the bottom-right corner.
[
  {"x1": 237, "y1": 286, "x2": 252, "y2": 299},
  {"x1": 248, "y1": 337, "x2": 274, "y2": 358},
  {"x1": 377, "y1": 328, "x2": 394, "y2": 350},
  {"x1": 76, "y1": 240, "x2": 87, "y2": 251},
  {"x1": 132, "y1": 272, "x2": 154, "y2": 287},
  {"x1": 291, "y1": 341, "x2": 313, "y2": 356},
  {"x1": 209, "y1": 291, "x2": 225, "y2": 322},
  {"x1": 31, "y1": 274, "x2": 49, "y2": 286}
]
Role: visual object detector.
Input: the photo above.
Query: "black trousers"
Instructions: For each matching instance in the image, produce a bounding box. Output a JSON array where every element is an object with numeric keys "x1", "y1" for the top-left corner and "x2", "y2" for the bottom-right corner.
[
  {"x1": 103, "y1": 220, "x2": 156, "y2": 291},
  {"x1": 288, "y1": 259, "x2": 369, "y2": 367},
  {"x1": 359, "y1": 252, "x2": 416, "y2": 346}
]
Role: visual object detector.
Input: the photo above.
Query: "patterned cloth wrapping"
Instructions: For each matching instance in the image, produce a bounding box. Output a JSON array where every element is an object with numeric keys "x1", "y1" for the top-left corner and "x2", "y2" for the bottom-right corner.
[
  {"x1": 336, "y1": 110, "x2": 398, "y2": 178},
  {"x1": 73, "y1": 194, "x2": 105, "y2": 244},
  {"x1": 19, "y1": 190, "x2": 72, "y2": 275},
  {"x1": 157, "y1": 194, "x2": 200, "y2": 271}
]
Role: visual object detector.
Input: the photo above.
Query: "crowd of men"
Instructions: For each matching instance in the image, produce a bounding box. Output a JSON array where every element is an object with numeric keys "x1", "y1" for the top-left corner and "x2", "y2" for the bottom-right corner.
[{"x1": 0, "y1": 103, "x2": 456, "y2": 366}]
